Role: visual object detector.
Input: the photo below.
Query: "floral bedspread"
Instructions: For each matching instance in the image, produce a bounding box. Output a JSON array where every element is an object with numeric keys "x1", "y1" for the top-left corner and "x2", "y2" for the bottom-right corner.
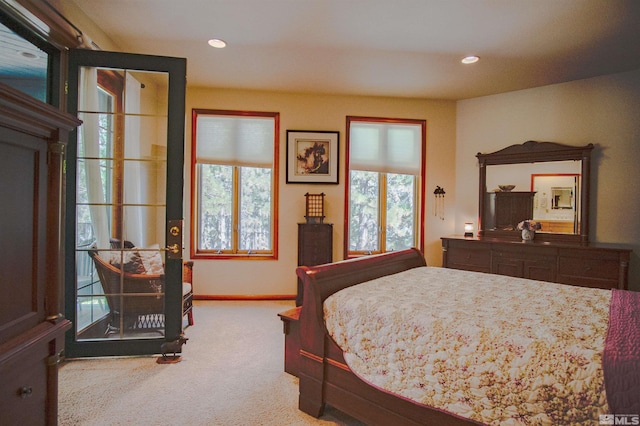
[{"x1": 324, "y1": 267, "x2": 611, "y2": 425}]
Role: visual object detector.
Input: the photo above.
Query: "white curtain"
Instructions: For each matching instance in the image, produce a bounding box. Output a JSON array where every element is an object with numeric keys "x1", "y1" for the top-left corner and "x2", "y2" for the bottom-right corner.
[
  {"x1": 349, "y1": 122, "x2": 421, "y2": 175},
  {"x1": 195, "y1": 114, "x2": 274, "y2": 167},
  {"x1": 79, "y1": 67, "x2": 110, "y2": 250},
  {"x1": 123, "y1": 72, "x2": 144, "y2": 246}
]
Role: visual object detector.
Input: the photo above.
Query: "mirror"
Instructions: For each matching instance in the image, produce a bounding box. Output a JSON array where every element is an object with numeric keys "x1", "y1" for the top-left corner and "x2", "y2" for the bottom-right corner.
[
  {"x1": 477, "y1": 141, "x2": 593, "y2": 244},
  {"x1": 531, "y1": 174, "x2": 580, "y2": 234},
  {"x1": 0, "y1": 21, "x2": 51, "y2": 103},
  {"x1": 551, "y1": 188, "x2": 573, "y2": 209}
]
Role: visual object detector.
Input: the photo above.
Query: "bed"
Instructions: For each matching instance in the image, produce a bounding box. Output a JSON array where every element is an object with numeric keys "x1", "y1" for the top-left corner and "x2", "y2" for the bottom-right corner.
[{"x1": 295, "y1": 248, "x2": 640, "y2": 425}]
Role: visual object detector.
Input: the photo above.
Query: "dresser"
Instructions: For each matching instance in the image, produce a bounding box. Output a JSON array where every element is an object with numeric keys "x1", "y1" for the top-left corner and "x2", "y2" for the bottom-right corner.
[
  {"x1": 297, "y1": 223, "x2": 333, "y2": 305},
  {"x1": 441, "y1": 236, "x2": 631, "y2": 290},
  {"x1": 0, "y1": 84, "x2": 78, "y2": 424}
]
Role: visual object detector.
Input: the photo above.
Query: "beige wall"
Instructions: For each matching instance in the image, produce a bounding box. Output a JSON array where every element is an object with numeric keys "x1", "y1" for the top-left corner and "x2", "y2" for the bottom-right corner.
[
  {"x1": 456, "y1": 69, "x2": 640, "y2": 291},
  {"x1": 57, "y1": 1, "x2": 640, "y2": 293},
  {"x1": 186, "y1": 88, "x2": 456, "y2": 296},
  {"x1": 56, "y1": 1, "x2": 456, "y2": 297}
]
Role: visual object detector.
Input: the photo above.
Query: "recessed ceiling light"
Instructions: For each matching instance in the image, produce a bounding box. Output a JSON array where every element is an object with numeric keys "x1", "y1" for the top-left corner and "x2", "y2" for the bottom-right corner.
[
  {"x1": 18, "y1": 51, "x2": 38, "y2": 59},
  {"x1": 461, "y1": 55, "x2": 480, "y2": 64},
  {"x1": 208, "y1": 38, "x2": 227, "y2": 48}
]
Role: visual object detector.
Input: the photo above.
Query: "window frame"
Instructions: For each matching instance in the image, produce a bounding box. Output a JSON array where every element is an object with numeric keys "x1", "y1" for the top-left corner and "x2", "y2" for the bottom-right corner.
[
  {"x1": 344, "y1": 116, "x2": 426, "y2": 258},
  {"x1": 191, "y1": 109, "x2": 279, "y2": 260}
]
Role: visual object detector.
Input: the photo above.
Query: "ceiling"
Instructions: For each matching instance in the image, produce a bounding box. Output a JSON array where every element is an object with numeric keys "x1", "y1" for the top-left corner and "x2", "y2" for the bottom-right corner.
[{"x1": 57, "y1": 0, "x2": 640, "y2": 100}]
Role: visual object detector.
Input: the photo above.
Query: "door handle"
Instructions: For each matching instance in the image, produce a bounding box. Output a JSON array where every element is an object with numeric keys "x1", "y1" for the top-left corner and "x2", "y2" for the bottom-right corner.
[
  {"x1": 165, "y1": 244, "x2": 180, "y2": 254},
  {"x1": 165, "y1": 219, "x2": 183, "y2": 260}
]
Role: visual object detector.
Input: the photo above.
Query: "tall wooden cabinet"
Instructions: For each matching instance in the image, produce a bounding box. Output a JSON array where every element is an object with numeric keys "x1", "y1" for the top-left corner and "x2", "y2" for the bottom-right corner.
[
  {"x1": 297, "y1": 223, "x2": 333, "y2": 305},
  {"x1": 484, "y1": 191, "x2": 535, "y2": 230},
  {"x1": 0, "y1": 84, "x2": 79, "y2": 424}
]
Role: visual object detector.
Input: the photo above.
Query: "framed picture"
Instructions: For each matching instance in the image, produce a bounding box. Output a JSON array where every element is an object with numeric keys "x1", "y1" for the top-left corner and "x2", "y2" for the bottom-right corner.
[{"x1": 286, "y1": 130, "x2": 339, "y2": 184}]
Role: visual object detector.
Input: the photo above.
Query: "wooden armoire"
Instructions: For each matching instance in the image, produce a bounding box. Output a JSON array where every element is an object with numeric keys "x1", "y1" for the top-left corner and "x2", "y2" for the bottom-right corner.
[{"x1": 0, "y1": 83, "x2": 80, "y2": 425}]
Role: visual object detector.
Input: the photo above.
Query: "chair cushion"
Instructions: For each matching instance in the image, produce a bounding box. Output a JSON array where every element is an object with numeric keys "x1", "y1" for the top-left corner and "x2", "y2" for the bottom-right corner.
[
  {"x1": 138, "y1": 244, "x2": 165, "y2": 275},
  {"x1": 109, "y1": 250, "x2": 146, "y2": 274},
  {"x1": 183, "y1": 282, "x2": 192, "y2": 296}
]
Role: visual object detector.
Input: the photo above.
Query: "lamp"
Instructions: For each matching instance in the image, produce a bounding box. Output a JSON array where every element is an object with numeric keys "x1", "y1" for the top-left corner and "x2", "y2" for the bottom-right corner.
[
  {"x1": 464, "y1": 222, "x2": 474, "y2": 237},
  {"x1": 304, "y1": 192, "x2": 325, "y2": 224}
]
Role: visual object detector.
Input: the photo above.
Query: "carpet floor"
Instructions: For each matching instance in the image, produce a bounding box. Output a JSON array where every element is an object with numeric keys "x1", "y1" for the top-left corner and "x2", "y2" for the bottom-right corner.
[{"x1": 58, "y1": 300, "x2": 365, "y2": 426}]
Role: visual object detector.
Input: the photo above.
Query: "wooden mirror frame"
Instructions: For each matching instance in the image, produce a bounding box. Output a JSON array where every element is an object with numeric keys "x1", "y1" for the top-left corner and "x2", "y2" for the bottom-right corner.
[{"x1": 477, "y1": 141, "x2": 594, "y2": 244}]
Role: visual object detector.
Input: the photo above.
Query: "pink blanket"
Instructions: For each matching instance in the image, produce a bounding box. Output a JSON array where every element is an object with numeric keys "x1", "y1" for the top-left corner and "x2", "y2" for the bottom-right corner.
[{"x1": 603, "y1": 289, "x2": 640, "y2": 413}]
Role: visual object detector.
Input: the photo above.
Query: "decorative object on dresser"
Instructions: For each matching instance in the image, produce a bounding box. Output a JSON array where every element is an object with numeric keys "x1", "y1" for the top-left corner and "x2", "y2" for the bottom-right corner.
[
  {"x1": 296, "y1": 223, "x2": 332, "y2": 305},
  {"x1": 517, "y1": 219, "x2": 541, "y2": 241},
  {"x1": 498, "y1": 184, "x2": 515, "y2": 191},
  {"x1": 463, "y1": 222, "x2": 474, "y2": 237},
  {"x1": 0, "y1": 84, "x2": 80, "y2": 425},
  {"x1": 521, "y1": 229, "x2": 535, "y2": 240}
]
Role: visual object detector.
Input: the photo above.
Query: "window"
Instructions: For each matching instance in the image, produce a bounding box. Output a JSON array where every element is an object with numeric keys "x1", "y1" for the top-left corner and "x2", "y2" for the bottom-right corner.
[
  {"x1": 346, "y1": 116, "x2": 425, "y2": 256},
  {"x1": 192, "y1": 110, "x2": 279, "y2": 259}
]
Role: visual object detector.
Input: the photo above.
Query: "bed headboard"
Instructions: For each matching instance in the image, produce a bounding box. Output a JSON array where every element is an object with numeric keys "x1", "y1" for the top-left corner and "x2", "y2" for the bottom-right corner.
[{"x1": 296, "y1": 247, "x2": 426, "y2": 304}]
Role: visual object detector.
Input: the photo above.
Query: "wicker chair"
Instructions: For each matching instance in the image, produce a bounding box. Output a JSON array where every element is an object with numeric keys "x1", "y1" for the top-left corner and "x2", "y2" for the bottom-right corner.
[
  {"x1": 89, "y1": 249, "x2": 164, "y2": 332},
  {"x1": 89, "y1": 248, "x2": 194, "y2": 333},
  {"x1": 182, "y1": 261, "x2": 194, "y2": 327}
]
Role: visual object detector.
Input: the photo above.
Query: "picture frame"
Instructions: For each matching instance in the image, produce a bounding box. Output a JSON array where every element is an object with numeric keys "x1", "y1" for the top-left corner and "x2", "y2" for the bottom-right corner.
[{"x1": 286, "y1": 130, "x2": 339, "y2": 184}]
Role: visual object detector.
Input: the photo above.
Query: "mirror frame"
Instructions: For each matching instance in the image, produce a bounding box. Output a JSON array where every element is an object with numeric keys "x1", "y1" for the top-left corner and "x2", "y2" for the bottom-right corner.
[{"x1": 477, "y1": 140, "x2": 594, "y2": 244}]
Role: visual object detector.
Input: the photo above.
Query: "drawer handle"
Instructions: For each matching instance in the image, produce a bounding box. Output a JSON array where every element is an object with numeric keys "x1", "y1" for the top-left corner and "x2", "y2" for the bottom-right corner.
[{"x1": 19, "y1": 386, "x2": 33, "y2": 398}]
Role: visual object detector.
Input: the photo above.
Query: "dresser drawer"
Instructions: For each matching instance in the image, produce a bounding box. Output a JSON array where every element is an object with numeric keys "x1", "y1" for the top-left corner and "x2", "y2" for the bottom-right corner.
[
  {"x1": 448, "y1": 248, "x2": 490, "y2": 267},
  {"x1": 445, "y1": 242, "x2": 491, "y2": 272},
  {"x1": 557, "y1": 248, "x2": 629, "y2": 289},
  {"x1": 0, "y1": 341, "x2": 48, "y2": 425},
  {"x1": 557, "y1": 254, "x2": 621, "y2": 289},
  {"x1": 491, "y1": 248, "x2": 557, "y2": 282},
  {"x1": 558, "y1": 255, "x2": 618, "y2": 280}
]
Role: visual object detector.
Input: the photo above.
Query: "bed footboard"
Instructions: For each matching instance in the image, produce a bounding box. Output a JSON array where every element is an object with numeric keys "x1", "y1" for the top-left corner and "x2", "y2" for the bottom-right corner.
[{"x1": 295, "y1": 248, "x2": 427, "y2": 420}]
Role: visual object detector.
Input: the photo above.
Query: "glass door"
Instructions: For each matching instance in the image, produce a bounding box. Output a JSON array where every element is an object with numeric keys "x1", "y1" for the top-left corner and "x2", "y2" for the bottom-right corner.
[{"x1": 64, "y1": 49, "x2": 186, "y2": 357}]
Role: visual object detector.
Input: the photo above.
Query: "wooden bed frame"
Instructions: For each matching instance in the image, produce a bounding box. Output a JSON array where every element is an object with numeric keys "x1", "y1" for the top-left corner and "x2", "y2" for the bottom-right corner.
[{"x1": 296, "y1": 248, "x2": 477, "y2": 425}]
